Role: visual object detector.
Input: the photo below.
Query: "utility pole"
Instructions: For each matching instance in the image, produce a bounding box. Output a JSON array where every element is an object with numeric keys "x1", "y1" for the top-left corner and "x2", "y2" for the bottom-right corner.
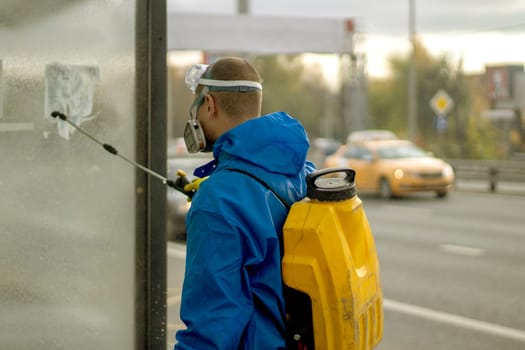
[
  {"x1": 237, "y1": 0, "x2": 248, "y2": 14},
  {"x1": 340, "y1": 20, "x2": 363, "y2": 139},
  {"x1": 408, "y1": 0, "x2": 417, "y2": 141}
]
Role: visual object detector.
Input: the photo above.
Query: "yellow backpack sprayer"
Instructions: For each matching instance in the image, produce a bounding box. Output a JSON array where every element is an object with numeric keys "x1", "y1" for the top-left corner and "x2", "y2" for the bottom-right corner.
[{"x1": 283, "y1": 168, "x2": 383, "y2": 350}]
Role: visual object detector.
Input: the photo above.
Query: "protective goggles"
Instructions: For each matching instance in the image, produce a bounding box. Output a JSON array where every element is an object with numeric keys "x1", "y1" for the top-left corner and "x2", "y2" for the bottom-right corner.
[{"x1": 183, "y1": 64, "x2": 262, "y2": 153}]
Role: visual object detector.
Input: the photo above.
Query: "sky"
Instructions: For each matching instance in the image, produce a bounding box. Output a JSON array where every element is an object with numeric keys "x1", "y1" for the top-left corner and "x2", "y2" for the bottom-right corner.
[{"x1": 167, "y1": 0, "x2": 525, "y2": 78}]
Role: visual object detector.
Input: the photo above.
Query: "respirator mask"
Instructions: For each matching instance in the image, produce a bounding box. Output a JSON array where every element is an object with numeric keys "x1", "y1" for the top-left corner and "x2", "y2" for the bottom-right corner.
[{"x1": 183, "y1": 63, "x2": 263, "y2": 153}]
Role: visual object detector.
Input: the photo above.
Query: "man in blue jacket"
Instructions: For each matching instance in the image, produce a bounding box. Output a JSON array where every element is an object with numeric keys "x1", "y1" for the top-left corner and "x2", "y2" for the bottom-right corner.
[{"x1": 174, "y1": 57, "x2": 315, "y2": 349}]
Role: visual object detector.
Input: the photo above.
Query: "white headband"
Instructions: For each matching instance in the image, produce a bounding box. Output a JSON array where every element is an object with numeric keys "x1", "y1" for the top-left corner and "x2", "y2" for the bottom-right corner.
[
  {"x1": 199, "y1": 78, "x2": 262, "y2": 90},
  {"x1": 185, "y1": 63, "x2": 262, "y2": 93}
]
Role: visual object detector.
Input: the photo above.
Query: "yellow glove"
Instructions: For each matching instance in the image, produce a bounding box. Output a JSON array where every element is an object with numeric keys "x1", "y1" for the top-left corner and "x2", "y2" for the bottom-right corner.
[
  {"x1": 170, "y1": 170, "x2": 202, "y2": 200},
  {"x1": 184, "y1": 176, "x2": 209, "y2": 192},
  {"x1": 184, "y1": 176, "x2": 209, "y2": 193}
]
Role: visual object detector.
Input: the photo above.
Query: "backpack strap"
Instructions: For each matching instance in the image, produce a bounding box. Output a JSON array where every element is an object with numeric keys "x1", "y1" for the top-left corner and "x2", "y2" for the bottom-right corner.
[
  {"x1": 226, "y1": 168, "x2": 291, "y2": 210},
  {"x1": 226, "y1": 168, "x2": 292, "y2": 341}
]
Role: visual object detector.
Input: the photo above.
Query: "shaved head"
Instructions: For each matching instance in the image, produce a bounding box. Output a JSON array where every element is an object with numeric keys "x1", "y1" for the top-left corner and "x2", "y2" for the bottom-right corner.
[{"x1": 200, "y1": 57, "x2": 263, "y2": 121}]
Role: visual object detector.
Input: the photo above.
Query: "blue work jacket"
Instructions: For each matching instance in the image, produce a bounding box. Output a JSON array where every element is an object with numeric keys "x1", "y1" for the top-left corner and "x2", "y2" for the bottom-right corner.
[{"x1": 175, "y1": 112, "x2": 315, "y2": 349}]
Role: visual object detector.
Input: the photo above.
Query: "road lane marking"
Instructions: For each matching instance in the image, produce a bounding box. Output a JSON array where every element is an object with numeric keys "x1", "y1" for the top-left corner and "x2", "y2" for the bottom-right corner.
[
  {"x1": 167, "y1": 323, "x2": 185, "y2": 331},
  {"x1": 384, "y1": 298, "x2": 525, "y2": 342},
  {"x1": 439, "y1": 244, "x2": 485, "y2": 256},
  {"x1": 167, "y1": 294, "x2": 182, "y2": 305},
  {"x1": 167, "y1": 287, "x2": 182, "y2": 306},
  {"x1": 167, "y1": 243, "x2": 187, "y2": 259}
]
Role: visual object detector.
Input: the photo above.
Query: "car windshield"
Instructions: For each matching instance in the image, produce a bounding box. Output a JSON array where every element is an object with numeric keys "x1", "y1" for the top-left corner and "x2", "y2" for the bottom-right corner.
[{"x1": 377, "y1": 144, "x2": 427, "y2": 159}]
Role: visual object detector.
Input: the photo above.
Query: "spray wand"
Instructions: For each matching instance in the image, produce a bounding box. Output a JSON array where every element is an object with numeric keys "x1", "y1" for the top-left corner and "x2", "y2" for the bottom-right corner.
[{"x1": 50, "y1": 111, "x2": 196, "y2": 198}]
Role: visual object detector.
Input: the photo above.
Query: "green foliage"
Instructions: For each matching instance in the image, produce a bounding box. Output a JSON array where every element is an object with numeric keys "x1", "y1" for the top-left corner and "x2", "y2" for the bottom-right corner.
[
  {"x1": 463, "y1": 116, "x2": 500, "y2": 159},
  {"x1": 254, "y1": 55, "x2": 327, "y2": 138},
  {"x1": 391, "y1": 41, "x2": 465, "y2": 139},
  {"x1": 368, "y1": 78, "x2": 404, "y2": 133},
  {"x1": 367, "y1": 40, "x2": 503, "y2": 159}
]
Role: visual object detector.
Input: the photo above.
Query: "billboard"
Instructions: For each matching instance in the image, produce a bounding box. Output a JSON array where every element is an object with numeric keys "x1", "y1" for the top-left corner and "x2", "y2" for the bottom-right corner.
[{"x1": 486, "y1": 64, "x2": 524, "y2": 102}]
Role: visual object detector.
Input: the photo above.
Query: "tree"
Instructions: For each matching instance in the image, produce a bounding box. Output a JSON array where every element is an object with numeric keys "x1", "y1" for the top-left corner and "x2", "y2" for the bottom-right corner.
[
  {"x1": 254, "y1": 55, "x2": 327, "y2": 138},
  {"x1": 367, "y1": 40, "x2": 499, "y2": 158}
]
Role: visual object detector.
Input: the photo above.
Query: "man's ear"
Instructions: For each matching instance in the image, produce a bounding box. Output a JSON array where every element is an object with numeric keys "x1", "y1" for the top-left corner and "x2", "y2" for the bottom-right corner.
[{"x1": 205, "y1": 94, "x2": 217, "y2": 116}]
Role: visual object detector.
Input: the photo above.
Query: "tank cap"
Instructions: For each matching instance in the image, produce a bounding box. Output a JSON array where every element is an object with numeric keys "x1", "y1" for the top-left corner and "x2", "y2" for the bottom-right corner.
[{"x1": 306, "y1": 168, "x2": 357, "y2": 201}]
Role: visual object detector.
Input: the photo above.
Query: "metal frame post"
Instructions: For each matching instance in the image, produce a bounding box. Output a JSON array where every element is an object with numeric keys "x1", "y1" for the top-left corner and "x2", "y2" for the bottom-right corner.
[{"x1": 135, "y1": 0, "x2": 167, "y2": 349}]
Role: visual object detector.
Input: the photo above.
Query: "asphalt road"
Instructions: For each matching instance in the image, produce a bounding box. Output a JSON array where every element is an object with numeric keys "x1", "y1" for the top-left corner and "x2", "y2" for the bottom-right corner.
[
  {"x1": 364, "y1": 191, "x2": 525, "y2": 350},
  {"x1": 167, "y1": 190, "x2": 525, "y2": 349}
]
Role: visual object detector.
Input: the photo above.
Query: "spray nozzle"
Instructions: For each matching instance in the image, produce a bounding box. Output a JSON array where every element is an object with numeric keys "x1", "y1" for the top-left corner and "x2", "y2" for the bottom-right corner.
[{"x1": 50, "y1": 111, "x2": 67, "y2": 121}]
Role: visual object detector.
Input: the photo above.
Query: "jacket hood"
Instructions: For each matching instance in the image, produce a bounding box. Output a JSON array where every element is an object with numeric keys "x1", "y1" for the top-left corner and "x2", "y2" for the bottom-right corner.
[{"x1": 213, "y1": 112, "x2": 310, "y2": 176}]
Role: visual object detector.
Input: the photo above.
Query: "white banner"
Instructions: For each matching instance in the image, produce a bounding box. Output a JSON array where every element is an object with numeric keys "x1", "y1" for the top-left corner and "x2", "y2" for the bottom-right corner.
[{"x1": 168, "y1": 13, "x2": 353, "y2": 54}]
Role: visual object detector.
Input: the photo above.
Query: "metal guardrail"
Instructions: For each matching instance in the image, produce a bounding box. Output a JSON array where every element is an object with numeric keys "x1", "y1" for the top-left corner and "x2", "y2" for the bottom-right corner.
[{"x1": 447, "y1": 159, "x2": 525, "y2": 194}]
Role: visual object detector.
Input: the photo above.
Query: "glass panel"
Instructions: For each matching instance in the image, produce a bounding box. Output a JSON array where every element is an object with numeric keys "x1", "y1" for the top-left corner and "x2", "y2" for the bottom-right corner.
[{"x1": 0, "y1": 1, "x2": 135, "y2": 349}]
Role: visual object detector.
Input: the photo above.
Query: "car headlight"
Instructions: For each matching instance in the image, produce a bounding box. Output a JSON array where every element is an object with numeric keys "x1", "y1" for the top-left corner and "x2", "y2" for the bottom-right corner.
[
  {"x1": 442, "y1": 165, "x2": 454, "y2": 178},
  {"x1": 394, "y1": 168, "x2": 404, "y2": 179}
]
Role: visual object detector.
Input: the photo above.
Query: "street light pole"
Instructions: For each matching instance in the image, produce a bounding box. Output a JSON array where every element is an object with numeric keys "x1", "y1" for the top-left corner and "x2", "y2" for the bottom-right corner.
[
  {"x1": 408, "y1": 0, "x2": 417, "y2": 141},
  {"x1": 237, "y1": 0, "x2": 248, "y2": 14}
]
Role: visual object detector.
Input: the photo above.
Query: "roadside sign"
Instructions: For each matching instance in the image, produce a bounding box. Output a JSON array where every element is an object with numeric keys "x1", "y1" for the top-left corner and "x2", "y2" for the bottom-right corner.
[
  {"x1": 430, "y1": 89, "x2": 454, "y2": 116},
  {"x1": 436, "y1": 115, "x2": 448, "y2": 133}
]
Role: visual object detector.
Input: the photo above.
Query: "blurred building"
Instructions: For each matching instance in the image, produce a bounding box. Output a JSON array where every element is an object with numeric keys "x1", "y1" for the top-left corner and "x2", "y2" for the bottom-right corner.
[{"x1": 481, "y1": 64, "x2": 525, "y2": 156}]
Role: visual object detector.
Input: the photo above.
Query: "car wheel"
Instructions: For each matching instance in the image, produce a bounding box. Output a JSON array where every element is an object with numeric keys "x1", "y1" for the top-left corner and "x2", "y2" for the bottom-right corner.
[
  {"x1": 379, "y1": 178, "x2": 393, "y2": 199},
  {"x1": 436, "y1": 190, "x2": 448, "y2": 198}
]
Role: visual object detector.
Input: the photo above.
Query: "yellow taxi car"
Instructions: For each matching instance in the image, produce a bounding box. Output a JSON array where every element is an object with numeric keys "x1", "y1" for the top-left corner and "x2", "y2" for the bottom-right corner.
[{"x1": 324, "y1": 139, "x2": 455, "y2": 198}]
